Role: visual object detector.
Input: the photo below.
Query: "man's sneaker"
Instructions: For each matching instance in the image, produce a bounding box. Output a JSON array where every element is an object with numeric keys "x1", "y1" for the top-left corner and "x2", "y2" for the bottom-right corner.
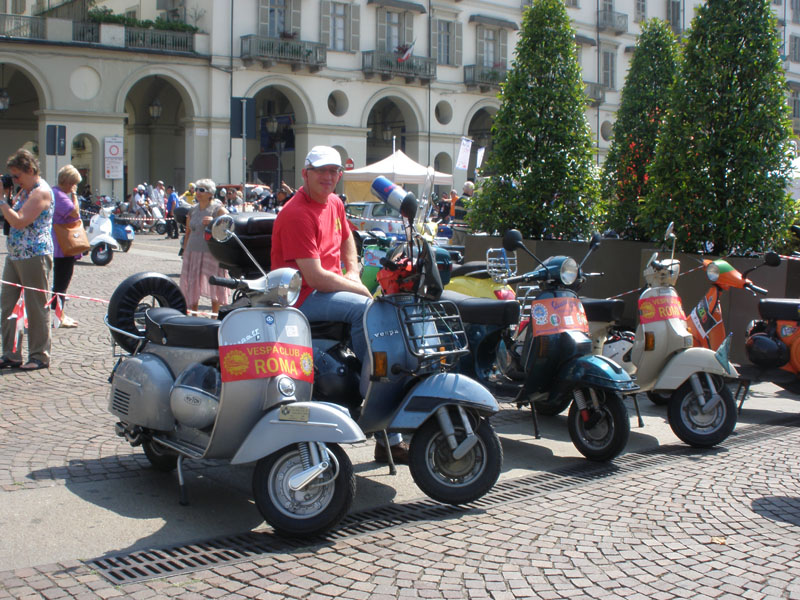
[{"x1": 374, "y1": 441, "x2": 410, "y2": 465}]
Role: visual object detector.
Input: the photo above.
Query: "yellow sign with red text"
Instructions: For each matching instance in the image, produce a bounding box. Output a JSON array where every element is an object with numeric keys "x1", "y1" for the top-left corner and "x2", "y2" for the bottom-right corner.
[
  {"x1": 638, "y1": 295, "x2": 686, "y2": 324},
  {"x1": 219, "y1": 341, "x2": 314, "y2": 383}
]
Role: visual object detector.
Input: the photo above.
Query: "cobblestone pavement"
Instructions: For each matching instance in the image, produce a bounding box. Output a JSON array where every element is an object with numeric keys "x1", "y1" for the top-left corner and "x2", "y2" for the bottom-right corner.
[{"x1": 1, "y1": 233, "x2": 799, "y2": 599}]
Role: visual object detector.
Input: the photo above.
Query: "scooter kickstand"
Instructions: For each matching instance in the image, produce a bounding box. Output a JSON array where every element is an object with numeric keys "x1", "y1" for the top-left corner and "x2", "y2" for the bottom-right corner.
[
  {"x1": 632, "y1": 394, "x2": 644, "y2": 428},
  {"x1": 381, "y1": 430, "x2": 397, "y2": 476},
  {"x1": 177, "y1": 455, "x2": 189, "y2": 506}
]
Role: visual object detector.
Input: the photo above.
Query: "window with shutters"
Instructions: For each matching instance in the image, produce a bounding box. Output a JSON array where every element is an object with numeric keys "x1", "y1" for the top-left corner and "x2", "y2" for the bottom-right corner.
[
  {"x1": 667, "y1": 0, "x2": 681, "y2": 31},
  {"x1": 386, "y1": 10, "x2": 402, "y2": 52},
  {"x1": 793, "y1": 0, "x2": 800, "y2": 23},
  {"x1": 477, "y1": 26, "x2": 507, "y2": 70},
  {"x1": 437, "y1": 20, "x2": 452, "y2": 64},
  {"x1": 635, "y1": 0, "x2": 646, "y2": 22},
  {"x1": 792, "y1": 90, "x2": 800, "y2": 118},
  {"x1": 791, "y1": 35, "x2": 800, "y2": 61},
  {"x1": 601, "y1": 48, "x2": 616, "y2": 89},
  {"x1": 259, "y1": 0, "x2": 287, "y2": 37},
  {"x1": 0, "y1": 0, "x2": 8, "y2": 12},
  {"x1": 565, "y1": 0, "x2": 579, "y2": 7},
  {"x1": 11, "y1": 0, "x2": 25, "y2": 14},
  {"x1": 321, "y1": 1, "x2": 359, "y2": 52}
]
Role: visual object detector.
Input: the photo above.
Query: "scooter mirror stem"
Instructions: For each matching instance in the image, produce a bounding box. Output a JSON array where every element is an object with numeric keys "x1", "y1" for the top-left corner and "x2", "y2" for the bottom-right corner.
[{"x1": 578, "y1": 232, "x2": 602, "y2": 270}]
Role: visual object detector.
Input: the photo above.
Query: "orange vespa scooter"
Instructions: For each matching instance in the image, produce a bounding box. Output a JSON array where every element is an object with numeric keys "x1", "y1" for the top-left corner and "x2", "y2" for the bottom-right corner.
[{"x1": 687, "y1": 253, "x2": 781, "y2": 351}]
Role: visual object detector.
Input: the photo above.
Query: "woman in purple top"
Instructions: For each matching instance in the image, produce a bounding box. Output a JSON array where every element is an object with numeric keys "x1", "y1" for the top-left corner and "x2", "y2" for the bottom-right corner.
[{"x1": 50, "y1": 165, "x2": 83, "y2": 328}]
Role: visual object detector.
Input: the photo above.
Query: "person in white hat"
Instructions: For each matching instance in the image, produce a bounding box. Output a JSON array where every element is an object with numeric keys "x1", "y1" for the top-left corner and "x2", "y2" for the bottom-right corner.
[{"x1": 271, "y1": 146, "x2": 410, "y2": 464}]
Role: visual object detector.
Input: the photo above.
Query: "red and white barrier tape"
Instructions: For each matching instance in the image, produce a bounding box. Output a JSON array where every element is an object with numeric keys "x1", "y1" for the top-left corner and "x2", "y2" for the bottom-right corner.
[{"x1": 0, "y1": 279, "x2": 216, "y2": 317}]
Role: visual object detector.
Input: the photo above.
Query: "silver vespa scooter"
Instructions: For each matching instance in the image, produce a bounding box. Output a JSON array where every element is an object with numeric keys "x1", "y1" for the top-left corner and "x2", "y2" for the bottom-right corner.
[{"x1": 105, "y1": 216, "x2": 365, "y2": 537}]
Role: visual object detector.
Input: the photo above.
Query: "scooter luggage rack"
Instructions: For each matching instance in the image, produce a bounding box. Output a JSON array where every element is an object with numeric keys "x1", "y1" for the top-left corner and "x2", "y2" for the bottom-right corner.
[
  {"x1": 397, "y1": 300, "x2": 468, "y2": 370},
  {"x1": 516, "y1": 285, "x2": 540, "y2": 322},
  {"x1": 486, "y1": 248, "x2": 517, "y2": 283}
]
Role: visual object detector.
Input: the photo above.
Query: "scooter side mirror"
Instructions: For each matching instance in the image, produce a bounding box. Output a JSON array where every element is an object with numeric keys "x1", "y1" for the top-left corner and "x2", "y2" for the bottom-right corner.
[
  {"x1": 646, "y1": 251, "x2": 658, "y2": 268},
  {"x1": 400, "y1": 194, "x2": 418, "y2": 222},
  {"x1": 764, "y1": 251, "x2": 781, "y2": 267},
  {"x1": 665, "y1": 222, "x2": 674, "y2": 240},
  {"x1": 502, "y1": 229, "x2": 525, "y2": 252},
  {"x1": 211, "y1": 214, "x2": 235, "y2": 242},
  {"x1": 589, "y1": 232, "x2": 602, "y2": 250}
]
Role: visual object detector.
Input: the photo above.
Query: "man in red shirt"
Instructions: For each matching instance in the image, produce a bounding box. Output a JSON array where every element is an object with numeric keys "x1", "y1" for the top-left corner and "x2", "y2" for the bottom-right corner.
[{"x1": 271, "y1": 146, "x2": 407, "y2": 463}]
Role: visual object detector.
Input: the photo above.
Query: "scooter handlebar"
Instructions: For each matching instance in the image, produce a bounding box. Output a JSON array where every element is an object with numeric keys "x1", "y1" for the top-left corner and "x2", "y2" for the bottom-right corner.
[
  {"x1": 746, "y1": 283, "x2": 768, "y2": 296},
  {"x1": 209, "y1": 276, "x2": 240, "y2": 289}
]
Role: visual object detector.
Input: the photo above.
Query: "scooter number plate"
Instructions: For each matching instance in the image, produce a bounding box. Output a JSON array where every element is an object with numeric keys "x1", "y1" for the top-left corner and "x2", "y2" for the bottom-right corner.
[{"x1": 279, "y1": 405, "x2": 310, "y2": 422}]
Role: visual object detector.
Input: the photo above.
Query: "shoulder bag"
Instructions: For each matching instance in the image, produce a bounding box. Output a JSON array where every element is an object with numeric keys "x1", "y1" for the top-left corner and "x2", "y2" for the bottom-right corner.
[{"x1": 53, "y1": 219, "x2": 91, "y2": 257}]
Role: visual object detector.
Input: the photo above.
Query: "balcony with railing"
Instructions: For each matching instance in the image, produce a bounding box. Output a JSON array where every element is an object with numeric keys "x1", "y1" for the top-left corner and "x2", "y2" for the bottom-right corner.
[
  {"x1": 0, "y1": 14, "x2": 46, "y2": 40},
  {"x1": 241, "y1": 34, "x2": 326, "y2": 72},
  {"x1": 585, "y1": 81, "x2": 605, "y2": 107},
  {"x1": 126, "y1": 26, "x2": 194, "y2": 52},
  {"x1": 464, "y1": 65, "x2": 507, "y2": 92},
  {"x1": 72, "y1": 20, "x2": 98, "y2": 43},
  {"x1": 362, "y1": 50, "x2": 436, "y2": 83},
  {"x1": 598, "y1": 9, "x2": 628, "y2": 35}
]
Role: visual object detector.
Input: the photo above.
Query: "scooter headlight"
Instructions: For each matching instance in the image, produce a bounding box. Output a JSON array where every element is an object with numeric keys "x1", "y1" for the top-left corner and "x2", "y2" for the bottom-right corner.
[
  {"x1": 277, "y1": 375, "x2": 296, "y2": 397},
  {"x1": 706, "y1": 261, "x2": 720, "y2": 282},
  {"x1": 266, "y1": 268, "x2": 303, "y2": 306},
  {"x1": 560, "y1": 258, "x2": 578, "y2": 286}
]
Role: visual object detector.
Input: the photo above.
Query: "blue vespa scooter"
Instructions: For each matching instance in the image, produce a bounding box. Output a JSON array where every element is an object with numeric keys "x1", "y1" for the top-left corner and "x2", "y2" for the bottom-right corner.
[{"x1": 446, "y1": 230, "x2": 638, "y2": 462}]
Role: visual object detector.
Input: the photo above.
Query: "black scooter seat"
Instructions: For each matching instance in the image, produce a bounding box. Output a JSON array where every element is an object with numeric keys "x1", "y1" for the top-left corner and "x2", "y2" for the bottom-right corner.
[
  {"x1": 581, "y1": 298, "x2": 625, "y2": 323},
  {"x1": 450, "y1": 261, "x2": 490, "y2": 279},
  {"x1": 441, "y1": 290, "x2": 520, "y2": 326},
  {"x1": 758, "y1": 298, "x2": 800, "y2": 322},
  {"x1": 145, "y1": 307, "x2": 220, "y2": 349}
]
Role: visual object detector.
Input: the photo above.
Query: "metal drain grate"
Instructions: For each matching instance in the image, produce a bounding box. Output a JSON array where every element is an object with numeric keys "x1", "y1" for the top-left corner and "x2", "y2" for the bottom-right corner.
[{"x1": 85, "y1": 417, "x2": 800, "y2": 585}]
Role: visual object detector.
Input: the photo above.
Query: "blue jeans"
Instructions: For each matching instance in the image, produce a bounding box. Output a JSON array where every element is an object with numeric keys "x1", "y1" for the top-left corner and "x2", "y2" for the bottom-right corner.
[
  {"x1": 299, "y1": 290, "x2": 370, "y2": 365},
  {"x1": 300, "y1": 290, "x2": 401, "y2": 446}
]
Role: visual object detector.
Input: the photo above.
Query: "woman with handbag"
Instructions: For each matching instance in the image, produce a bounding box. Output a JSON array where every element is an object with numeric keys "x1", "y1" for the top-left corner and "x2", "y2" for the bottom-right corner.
[
  {"x1": 51, "y1": 165, "x2": 88, "y2": 328},
  {"x1": 0, "y1": 149, "x2": 54, "y2": 371}
]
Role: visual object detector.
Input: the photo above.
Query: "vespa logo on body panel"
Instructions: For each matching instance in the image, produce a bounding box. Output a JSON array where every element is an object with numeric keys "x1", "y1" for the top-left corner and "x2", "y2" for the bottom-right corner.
[{"x1": 220, "y1": 341, "x2": 313, "y2": 383}]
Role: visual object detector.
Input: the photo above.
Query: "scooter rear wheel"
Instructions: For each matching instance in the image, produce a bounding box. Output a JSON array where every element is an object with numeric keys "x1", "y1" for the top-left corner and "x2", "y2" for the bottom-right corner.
[
  {"x1": 155, "y1": 223, "x2": 167, "y2": 235},
  {"x1": 142, "y1": 439, "x2": 178, "y2": 472},
  {"x1": 668, "y1": 378, "x2": 736, "y2": 447},
  {"x1": 252, "y1": 443, "x2": 355, "y2": 537},
  {"x1": 568, "y1": 390, "x2": 630, "y2": 461},
  {"x1": 408, "y1": 416, "x2": 502, "y2": 505}
]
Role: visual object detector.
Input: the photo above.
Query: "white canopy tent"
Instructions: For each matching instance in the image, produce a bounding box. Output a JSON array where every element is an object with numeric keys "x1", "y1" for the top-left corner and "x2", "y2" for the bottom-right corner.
[{"x1": 342, "y1": 150, "x2": 453, "y2": 203}]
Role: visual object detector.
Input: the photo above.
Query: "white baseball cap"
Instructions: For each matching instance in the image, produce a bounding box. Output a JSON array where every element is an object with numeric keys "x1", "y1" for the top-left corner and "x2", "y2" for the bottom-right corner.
[{"x1": 304, "y1": 146, "x2": 342, "y2": 169}]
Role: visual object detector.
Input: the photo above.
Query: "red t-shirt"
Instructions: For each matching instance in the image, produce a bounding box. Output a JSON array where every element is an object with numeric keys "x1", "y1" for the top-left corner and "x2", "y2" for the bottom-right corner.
[{"x1": 271, "y1": 187, "x2": 351, "y2": 306}]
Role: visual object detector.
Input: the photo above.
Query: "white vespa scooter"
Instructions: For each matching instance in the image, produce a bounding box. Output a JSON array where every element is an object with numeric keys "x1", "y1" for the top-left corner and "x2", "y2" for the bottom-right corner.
[
  {"x1": 586, "y1": 223, "x2": 740, "y2": 448},
  {"x1": 86, "y1": 205, "x2": 121, "y2": 266},
  {"x1": 105, "y1": 216, "x2": 365, "y2": 536}
]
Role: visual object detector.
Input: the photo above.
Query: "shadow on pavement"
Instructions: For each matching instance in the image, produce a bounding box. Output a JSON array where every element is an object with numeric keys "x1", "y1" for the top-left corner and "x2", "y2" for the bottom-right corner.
[{"x1": 751, "y1": 496, "x2": 800, "y2": 528}]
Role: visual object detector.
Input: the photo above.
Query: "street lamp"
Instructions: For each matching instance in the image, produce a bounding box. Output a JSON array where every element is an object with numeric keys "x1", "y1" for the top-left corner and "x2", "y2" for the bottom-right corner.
[
  {"x1": 265, "y1": 115, "x2": 284, "y2": 188},
  {"x1": 148, "y1": 98, "x2": 162, "y2": 122}
]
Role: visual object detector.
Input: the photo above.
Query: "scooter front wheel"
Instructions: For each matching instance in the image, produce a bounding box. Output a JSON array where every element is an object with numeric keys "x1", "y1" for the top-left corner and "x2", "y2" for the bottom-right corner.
[
  {"x1": 91, "y1": 243, "x2": 113, "y2": 266},
  {"x1": 668, "y1": 378, "x2": 736, "y2": 447},
  {"x1": 568, "y1": 390, "x2": 630, "y2": 461},
  {"x1": 252, "y1": 442, "x2": 355, "y2": 537},
  {"x1": 409, "y1": 416, "x2": 502, "y2": 505}
]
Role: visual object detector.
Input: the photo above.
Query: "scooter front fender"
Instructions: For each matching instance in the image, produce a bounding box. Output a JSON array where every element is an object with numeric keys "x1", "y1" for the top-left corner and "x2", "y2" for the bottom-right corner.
[
  {"x1": 231, "y1": 401, "x2": 365, "y2": 465},
  {"x1": 550, "y1": 354, "x2": 639, "y2": 400},
  {"x1": 91, "y1": 234, "x2": 120, "y2": 250},
  {"x1": 389, "y1": 372, "x2": 499, "y2": 431},
  {"x1": 653, "y1": 347, "x2": 739, "y2": 392}
]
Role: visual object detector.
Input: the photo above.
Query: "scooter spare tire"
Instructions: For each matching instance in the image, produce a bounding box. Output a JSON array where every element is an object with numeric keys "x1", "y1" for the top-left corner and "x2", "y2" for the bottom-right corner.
[{"x1": 107, "y1": 272, "x2": 186, "y2": 353}]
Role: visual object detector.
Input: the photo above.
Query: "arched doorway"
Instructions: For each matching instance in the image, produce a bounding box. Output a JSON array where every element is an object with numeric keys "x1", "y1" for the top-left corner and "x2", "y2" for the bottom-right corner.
[
  {"x1": 366, "y1": 97, "x2": 420, "y2": 165},
  {"x1": 466, "y1": 107, "x2": 496, "y2": 179},
  {"x1": 123, "y1": 75, "x2": 188, "y2": 195},
  {"x1": 248, "y1": 88, "x2": 297, "y2": 191},
  {"x1": 0, "y1": 62, "x2": 42, "y2": 159},
  {"x1": 70, "y1": 134, "x2": 99, "y2": 199}
]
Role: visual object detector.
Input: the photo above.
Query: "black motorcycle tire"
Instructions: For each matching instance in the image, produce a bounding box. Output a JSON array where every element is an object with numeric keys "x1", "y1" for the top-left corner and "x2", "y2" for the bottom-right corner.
[
  {"x1": 119, "y1": 240, "x2": 132, "y2": 252},
  {"x1": 408, "y1": 416, "x2": 502, "y2": 505},
  {"x1": 91, "y1": 243, "x2": 113, "y2": 266},
  {"x1": 107, "y1": 272, "x2": 186, "y2": 352},
  {"x1": 568, "y1": 389, "x2": 630, "y2": 461},
  {"x1": 668, "y1": 378, "x2": 736, "y2": 448},
  {"x1": 142, "y1": 439, "x2": 178, "y2": 472},
  {"x1": 646, "y1": 391, "x2": 671, "y2": 406},
  {"x1": 155, "y1": 222, "x2": 167, "y2": 235},
  {"x1": 252, "y1": 443, "x2": 355, "y2": 537}
]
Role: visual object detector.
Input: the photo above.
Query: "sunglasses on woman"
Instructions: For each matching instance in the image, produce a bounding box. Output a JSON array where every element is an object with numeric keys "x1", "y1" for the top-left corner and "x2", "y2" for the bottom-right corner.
[{"x1": 195, "y1": 187, "x2": 208, "y2": 193}]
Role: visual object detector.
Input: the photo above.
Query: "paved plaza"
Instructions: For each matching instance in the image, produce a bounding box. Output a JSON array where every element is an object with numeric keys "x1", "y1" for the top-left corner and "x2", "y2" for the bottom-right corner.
[{"x1": 0, "y1": 232, "x2": 799, "y2": 599}]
